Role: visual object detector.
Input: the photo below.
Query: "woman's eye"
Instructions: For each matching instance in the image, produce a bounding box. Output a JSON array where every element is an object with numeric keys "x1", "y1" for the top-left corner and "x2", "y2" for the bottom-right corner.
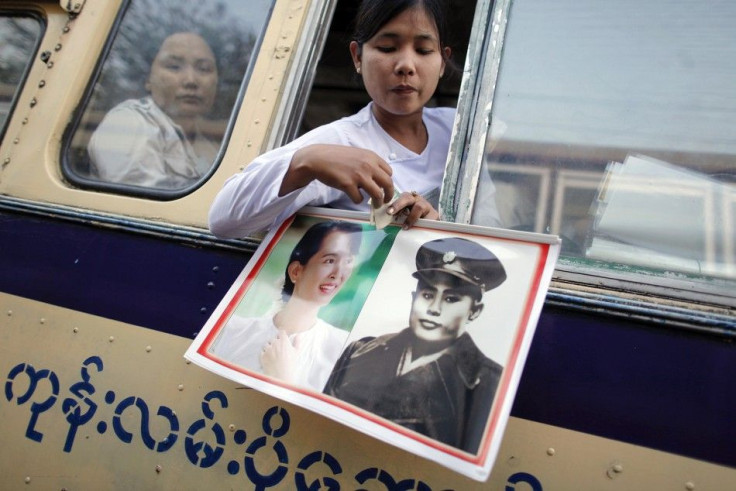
[
  {"x1": 376, "y1": 46, "x2": 396, "y2": 53},
  {"x1": 444, "y1": 295, "x2": 461, "y2": 304}
]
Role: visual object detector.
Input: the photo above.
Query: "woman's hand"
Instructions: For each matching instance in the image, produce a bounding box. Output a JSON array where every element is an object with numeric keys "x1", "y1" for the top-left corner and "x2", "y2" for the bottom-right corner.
[
  {"x1": 280, "y1": 144, "x2": 395, "y2": 205},
  {"x1": 388, "y1": 191, "x2": 439, "y2": 228},
  {"x1": 260, "y1": 331, "x2": 302, "y2": 384}
]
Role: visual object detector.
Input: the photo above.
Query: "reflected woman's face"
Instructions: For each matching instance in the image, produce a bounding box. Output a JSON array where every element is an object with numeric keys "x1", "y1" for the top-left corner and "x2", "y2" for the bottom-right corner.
[
  {"x1": 289, "y1": 231, "x2": 357, "y2": 306},
  {"x1": 146, "y1": 32, "x2": 218, "y2": 123}
]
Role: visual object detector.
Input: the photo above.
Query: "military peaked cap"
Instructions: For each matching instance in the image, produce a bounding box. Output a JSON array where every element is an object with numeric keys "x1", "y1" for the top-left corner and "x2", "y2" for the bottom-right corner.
[{"x1": 412, "y1": 237, "x2": 507, "y2": 293}]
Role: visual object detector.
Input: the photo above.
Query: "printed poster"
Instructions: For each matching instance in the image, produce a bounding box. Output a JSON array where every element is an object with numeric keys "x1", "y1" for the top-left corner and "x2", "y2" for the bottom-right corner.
[{"x1": 185, "y1": 209, "x2": 560, "y2": 481}]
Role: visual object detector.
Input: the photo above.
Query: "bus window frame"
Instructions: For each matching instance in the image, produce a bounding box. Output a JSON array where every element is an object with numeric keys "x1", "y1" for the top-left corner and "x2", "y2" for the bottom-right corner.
[
  {"x1": 59, "y1": 0, "x2": 275, "y2": 201},
  {"x1": 439, "y1": 0, "x2": 736, "y2": 311},
  {"x1": 0, "y1": 8, "x2": 46, "y2": 146}
]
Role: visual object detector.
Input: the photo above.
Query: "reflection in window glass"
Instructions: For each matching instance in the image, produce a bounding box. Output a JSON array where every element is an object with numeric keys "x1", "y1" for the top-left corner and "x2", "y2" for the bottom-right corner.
[
  {"x1": 473, "y1": 0, "x2": 736, "y2": 284},
  {"x1": 0, "y1": 14, "x2": 42, "y2": 141},
  {"x1": 66, "y1": 0, "x2": 274, "y2": 193}
]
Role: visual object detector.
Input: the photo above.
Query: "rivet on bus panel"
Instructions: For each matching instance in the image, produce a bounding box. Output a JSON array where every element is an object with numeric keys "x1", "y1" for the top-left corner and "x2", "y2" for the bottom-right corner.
[
  {"x1": 546, "y1": 448, "x2": 555, "y2": 456},
  {"x1": 155, "y1": 465, "x2": 162, "y2": 473},
  {"x1": 38, "y1": 80, "x2": 46, "y2": 88},
  {"x1": 47, "y1": 61, "x2": 54, "y2": 68},
  {"x1": 685, "y1": 482, "x2": 695, "y2": 490},
  {"x1": 24, "y1": 476, "x2": 31, "y2": 484},
  {"x1": 109, "y1": 336, "x2": 115, "y2": 342},
  {"x1": 55, "y1": 44, "x2": 62, "y2": 52},
  {"x1": 29, "y1": 98, "x2": 37, "y2": 107},
  {"x1": 207, "y1": 282, "x2": 215, "y2": 289},
  {"x1": 40, "y1": 318, "x2": 45, "y2": 324},
  {"x1": 63, "y1": 25, "x2": 70, "y2": 33},
  {"x1": 22, "y1": 118, "x2": 28, "y2": 124},
  {"x1": 13, "y1": 138, "x2": 19, "y2": 144},
  {"x1": 3, "y1": 158, "x2": 10, "y2": 166},
  {"x1": 178, "y1": 384, "x2": 184, "y2": 391},
  {"x1": 606, "y1": 462, "x2": 623, "y2": 479},
  {"x1": 145, "y1": 346, "x2": 152, "y2": 352},
  {"x1": 6, "y1": 310, "x2": 12, "y2": 316},
  {"x1": 40, "y1": 51, "x2": 51, "y2": 62},
  {"x1": 73, "y1": 327, "x2": 79, "y2": 333}
]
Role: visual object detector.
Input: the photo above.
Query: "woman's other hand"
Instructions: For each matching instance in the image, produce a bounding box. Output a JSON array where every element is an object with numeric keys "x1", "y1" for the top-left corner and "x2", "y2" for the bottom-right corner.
[
  {"x1": 388, "y1": 191, "x2": 439, "y2": 229},
  {"x1": 280, "y1": 144, "x2": 395, "y2": 205},
  {"x1": 260, "y1": 331, "x2": 302, "y2": 384}
]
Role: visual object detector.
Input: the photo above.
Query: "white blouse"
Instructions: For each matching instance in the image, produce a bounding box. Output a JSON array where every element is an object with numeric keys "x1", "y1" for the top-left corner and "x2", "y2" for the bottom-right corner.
[
  {"x1": 211, "y1": 315, "x2": 349, "y2": 392},
  {"x1": 88, "y1": 96, "x2": 217, "y2": 189},
  {"x1": 208, "y1": 103, "x2": 502, "y2": 238}
]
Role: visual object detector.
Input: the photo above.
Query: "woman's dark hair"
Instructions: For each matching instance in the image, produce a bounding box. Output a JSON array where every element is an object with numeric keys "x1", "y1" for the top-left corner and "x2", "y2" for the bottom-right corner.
[
  {"x1": 282, "y1": 221, "x2": 363, "y2": 301},
  {"x1": 352, "y1": 0, "x2": 451, "y2": 61}
]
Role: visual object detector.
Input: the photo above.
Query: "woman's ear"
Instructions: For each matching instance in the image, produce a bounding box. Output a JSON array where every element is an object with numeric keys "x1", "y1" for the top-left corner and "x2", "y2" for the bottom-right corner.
[
  {"x1": 349, "y1": 41, "x2": 362, "y2": 73},
  {"x1": 440, "y1": 46, "x2": 452, "y2": 77},
  {"x1": 287, "y1": 261, "x2": 303, "y2": 283}
]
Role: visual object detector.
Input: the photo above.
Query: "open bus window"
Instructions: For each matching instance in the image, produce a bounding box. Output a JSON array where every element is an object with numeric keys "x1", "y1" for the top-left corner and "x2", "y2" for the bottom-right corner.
[
  {"x1": 0, "y1": 13, "x2": 43, "y2": 143},
  {"x1": 64, "y1": 0, "x2": 274, "y2": 196},
  {"x1": 463, "y1": 0, "x2": 736, "y2": 294}
]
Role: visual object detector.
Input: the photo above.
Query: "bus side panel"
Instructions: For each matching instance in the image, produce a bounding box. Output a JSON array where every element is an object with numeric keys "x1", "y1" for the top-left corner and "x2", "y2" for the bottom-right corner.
[
  {"x1": 0, "y1": 209, "x2": 247, "y2": 338},
  {"x1": 512, "y1": 307, "x2": 736, "y2": 470}
]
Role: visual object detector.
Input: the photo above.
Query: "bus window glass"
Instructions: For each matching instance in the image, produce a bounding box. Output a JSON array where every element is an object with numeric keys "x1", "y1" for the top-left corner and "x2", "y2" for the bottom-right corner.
[
  {"x1": 471, "y1": 0, "x2": 736, "y2": 288},
  {"x1": 0, "y1": 14, "x2": 42, "y2": 142},
  {"x1": 65, "y1": 0, "x2": 274, "y2": 195}
]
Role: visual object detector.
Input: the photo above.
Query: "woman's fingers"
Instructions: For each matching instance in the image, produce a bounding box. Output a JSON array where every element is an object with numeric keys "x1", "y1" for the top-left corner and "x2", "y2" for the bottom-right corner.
[
  {"x1": 285, "y1": 144, "x2": 394, "y2": 204},
  {"x1": 388, "y1": 191, "x2": 439, "y2": 228}
]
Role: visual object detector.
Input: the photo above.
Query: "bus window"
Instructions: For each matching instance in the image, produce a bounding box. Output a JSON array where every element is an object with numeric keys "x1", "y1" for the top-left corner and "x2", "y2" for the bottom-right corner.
[
  {"x1": 0, "y1": 13, "x2": 43, "y2": 143},
  {"x1": 64, "y1": 0, "x2": 274, "y2": 197},
  {"x1": 454, "y1": 0, "x2": 736, "y2": 298}
]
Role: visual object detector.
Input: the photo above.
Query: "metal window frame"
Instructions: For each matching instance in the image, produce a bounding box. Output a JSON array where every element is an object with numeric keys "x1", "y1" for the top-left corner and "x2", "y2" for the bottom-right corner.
[{"x1": 439, "y1": 0, "x2": 736, "y2": 314}]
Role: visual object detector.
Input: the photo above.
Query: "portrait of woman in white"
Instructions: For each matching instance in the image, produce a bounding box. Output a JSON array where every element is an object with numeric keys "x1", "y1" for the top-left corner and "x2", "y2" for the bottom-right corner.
[{"x1": 211, "y1": 220, "x2": 362, "y2": 391}]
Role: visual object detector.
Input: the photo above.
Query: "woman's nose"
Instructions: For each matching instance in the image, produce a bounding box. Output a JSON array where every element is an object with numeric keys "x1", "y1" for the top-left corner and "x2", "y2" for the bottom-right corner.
[
  {"x1": 181, "y1": 65, "x2": 199, "y2": 86},
  {"x1": 394, "y1": 49, "x2": 416, "y2": 76}
]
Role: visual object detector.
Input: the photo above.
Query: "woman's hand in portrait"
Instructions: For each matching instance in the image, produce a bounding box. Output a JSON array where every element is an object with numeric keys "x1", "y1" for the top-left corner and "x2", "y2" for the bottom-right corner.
[
  {"x1": 388, "y1": 191, "x2": 440, "y2": 229},
  {"x1": 280, "y1": 144, "x2": 395, "y2": 206},
  {"x1": 260, "y1": 331, "x2": 302, "y2": 384}
]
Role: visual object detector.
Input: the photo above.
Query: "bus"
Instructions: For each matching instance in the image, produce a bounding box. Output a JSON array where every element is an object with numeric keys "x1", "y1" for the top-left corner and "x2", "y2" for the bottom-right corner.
[{"x1": 0, "y1": 0, "x2": 734, "y2": 488}]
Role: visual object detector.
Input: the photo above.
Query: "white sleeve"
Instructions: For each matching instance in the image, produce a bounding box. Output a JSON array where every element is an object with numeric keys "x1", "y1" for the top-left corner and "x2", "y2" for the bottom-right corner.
[{"x1": 208, "y1": 126, "x2": 347, "y2": 238}]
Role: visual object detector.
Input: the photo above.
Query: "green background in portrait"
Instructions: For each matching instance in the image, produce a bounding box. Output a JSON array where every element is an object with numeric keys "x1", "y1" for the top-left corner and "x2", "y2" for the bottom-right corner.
[{"x1": 234, "y1": 215, "x2": 400, "y2": 333}]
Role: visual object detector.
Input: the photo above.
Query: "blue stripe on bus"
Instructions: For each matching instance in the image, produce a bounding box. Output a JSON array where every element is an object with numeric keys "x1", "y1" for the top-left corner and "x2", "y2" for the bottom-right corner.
[
  {"x1": 0, "y1": 210, "x2": 248, "y2": 338},
  {"x1": 2, "y1": 209, "x2": 734, "y2": 470},
  {"x1": 512, "y1": 308, "x2": 736, "y2": 469}
]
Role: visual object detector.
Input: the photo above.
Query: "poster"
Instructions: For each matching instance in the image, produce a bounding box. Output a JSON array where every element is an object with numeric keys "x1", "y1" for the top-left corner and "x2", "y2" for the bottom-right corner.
[{"x1": 185, "y1": 209, "x2": 560, "y2": 481}]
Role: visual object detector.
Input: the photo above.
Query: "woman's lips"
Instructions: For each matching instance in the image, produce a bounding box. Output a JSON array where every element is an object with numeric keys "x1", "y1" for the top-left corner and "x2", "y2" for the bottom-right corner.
[
  {"x1": 319, "y1": 283, "x2": 339, "y2": 294},
  {"x1": 391, "y1": 85, "x2": 417, "y2": 95}
]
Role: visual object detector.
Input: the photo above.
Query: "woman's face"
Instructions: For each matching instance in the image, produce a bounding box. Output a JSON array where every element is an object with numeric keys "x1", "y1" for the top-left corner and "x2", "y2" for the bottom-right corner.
[
  {"x1": 146, "y1": 33, "x2": 218, "y2": 123},
  {"x1": 350, "y1": 6, "x2": 448, "y2": 119},
  {"x1": 289, "y1": 231, "x2": 357, "y2": 306}
]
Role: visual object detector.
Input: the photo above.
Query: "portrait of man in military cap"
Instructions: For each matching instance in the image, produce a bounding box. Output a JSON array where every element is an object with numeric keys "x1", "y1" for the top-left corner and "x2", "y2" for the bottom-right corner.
[{"x1": 323, "y1": 236, "x2": 508, "y2": 454}]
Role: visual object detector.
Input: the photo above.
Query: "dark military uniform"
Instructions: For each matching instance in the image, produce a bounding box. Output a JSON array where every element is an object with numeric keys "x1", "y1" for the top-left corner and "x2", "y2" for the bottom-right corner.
[
  {"x1": 324, "y1": 237, "x2": 508, "y2": 454},
  {"x1": 324, "y1": 328, "x2": 501, "y2": 454}
]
